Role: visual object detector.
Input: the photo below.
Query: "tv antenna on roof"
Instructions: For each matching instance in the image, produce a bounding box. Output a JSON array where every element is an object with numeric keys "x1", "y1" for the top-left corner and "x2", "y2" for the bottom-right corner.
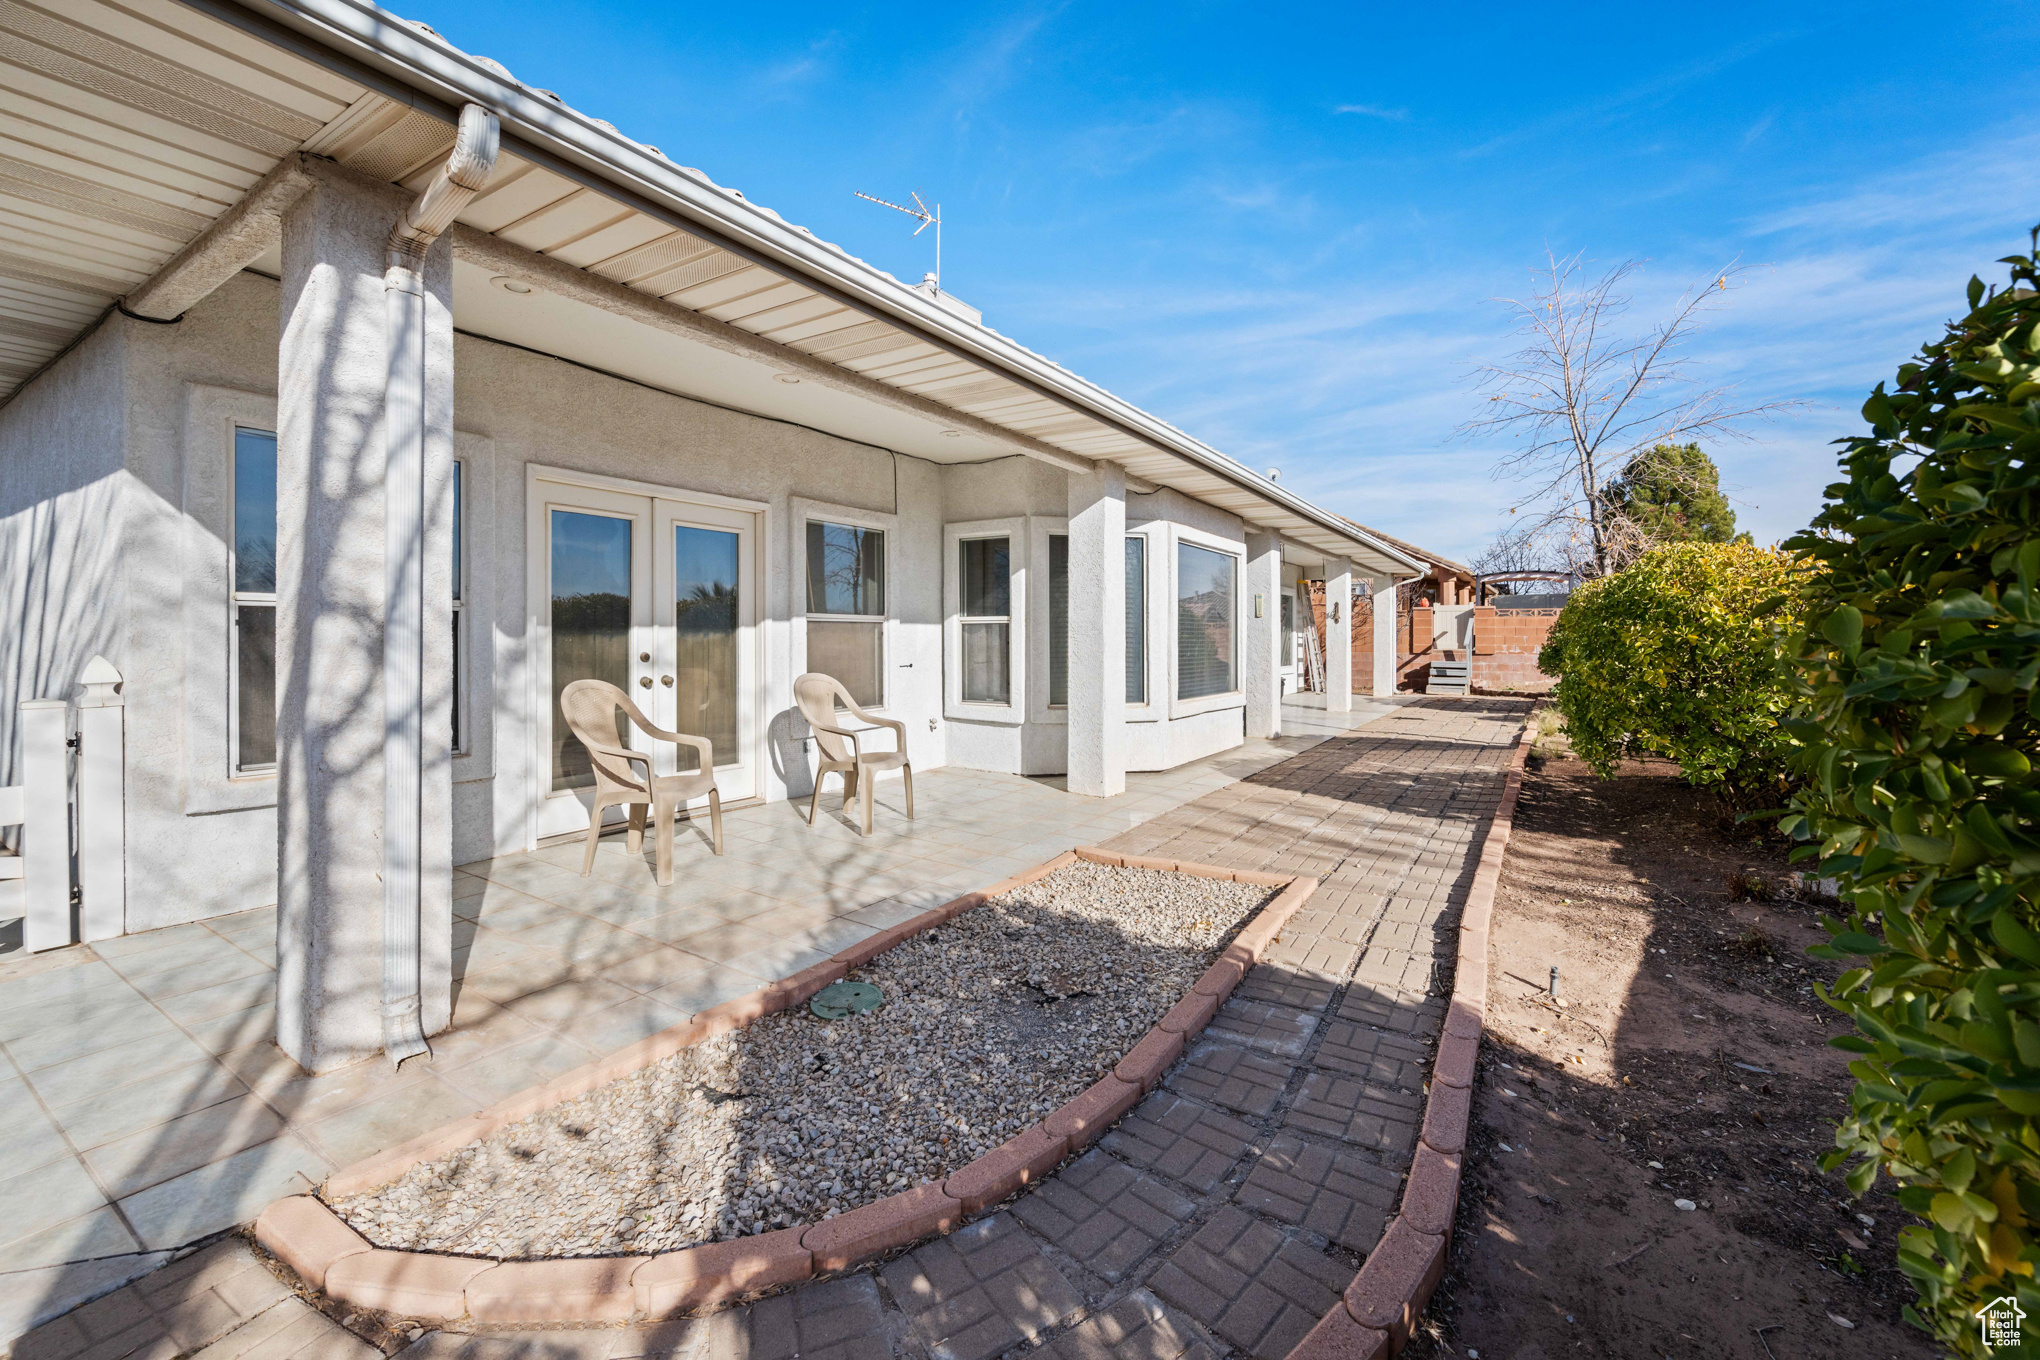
[{"x1": 854, "y1": 189, "x2": 942, "y2": 291}]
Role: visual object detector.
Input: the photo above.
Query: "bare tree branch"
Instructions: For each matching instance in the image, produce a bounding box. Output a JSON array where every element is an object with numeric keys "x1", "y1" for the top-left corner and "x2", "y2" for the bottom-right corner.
[{"x1": 1460, "y1": 250, "x2": 1806, "y2": 576}]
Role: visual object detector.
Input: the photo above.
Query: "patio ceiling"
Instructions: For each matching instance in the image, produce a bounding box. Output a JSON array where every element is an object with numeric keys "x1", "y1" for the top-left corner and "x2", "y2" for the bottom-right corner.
[{"x1": 0, "y1": 0, "x2": 1420, "y2": 578}]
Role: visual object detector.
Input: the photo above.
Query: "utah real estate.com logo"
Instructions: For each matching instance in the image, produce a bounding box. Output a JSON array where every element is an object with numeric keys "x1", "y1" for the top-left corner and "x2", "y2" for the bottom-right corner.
[{"x1": 1978, "y1": 1296, "x2": 2025, "y2": 1349}]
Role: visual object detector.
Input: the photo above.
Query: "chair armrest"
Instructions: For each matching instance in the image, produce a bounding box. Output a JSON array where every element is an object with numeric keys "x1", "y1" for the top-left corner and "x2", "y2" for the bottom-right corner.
[
  {"x1": 664, "y1": 730, "x2": 717, "y2": 768},
  {"x1": 806, "y1": 721, "x2": 866, "y2": 742},
  {"x1": 840, "y1": 701, "x2": 907, "y2": 752},
  {"x1": 587, "y1": 743, "x2": 652, "y2": 770}
]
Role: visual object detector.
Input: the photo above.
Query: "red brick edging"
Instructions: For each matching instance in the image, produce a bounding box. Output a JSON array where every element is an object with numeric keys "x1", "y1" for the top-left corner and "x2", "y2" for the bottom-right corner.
[
  {"x1": 256, "y1": 849, "x2": 1318, "y2": 1324},
  {"x1": 1283, "y1": 721, "x2": 1533, "y2": 1360}
]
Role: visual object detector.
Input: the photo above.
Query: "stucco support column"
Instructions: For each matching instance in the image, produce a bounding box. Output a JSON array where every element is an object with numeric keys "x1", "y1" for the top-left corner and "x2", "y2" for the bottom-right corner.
[
  {"x1": 1243, "y1": 532, "x2": 1283, "y2": 740},
  {"x1": 275, "y1": 167, "x2": 456, "y2": 1072},
  {"x1": 1324, "y1": 560, "x2": 1353, "y2": 711},
  {"x1": 1066, "y1": 464, "x2": 1127, "y2": 797},
  {"x1": 1369, "y1": 575, "x2": 1398, "y2": 697}
]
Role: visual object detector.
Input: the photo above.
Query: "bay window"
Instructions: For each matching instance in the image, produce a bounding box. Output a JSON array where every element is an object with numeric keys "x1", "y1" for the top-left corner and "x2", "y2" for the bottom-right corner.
[
  {"x1": 959, "y1": 536, "x2": 1011, "y2": 705},
  {"x1": 1177, "y1": 541, "x2": 1237, "y2": 700},
  {"x1": 1125, "y1": 536, "x2": 1147, "y2": 703},
  {"x1": 1048, "y1": 534, "x2": 1069, "y2": 707}
]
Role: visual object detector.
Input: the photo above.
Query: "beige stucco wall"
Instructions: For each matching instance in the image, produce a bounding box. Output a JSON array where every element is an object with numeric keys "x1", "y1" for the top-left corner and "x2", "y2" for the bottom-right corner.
[{"x1": 0, "y1": 267, "x2": 1268, "y2": 929}]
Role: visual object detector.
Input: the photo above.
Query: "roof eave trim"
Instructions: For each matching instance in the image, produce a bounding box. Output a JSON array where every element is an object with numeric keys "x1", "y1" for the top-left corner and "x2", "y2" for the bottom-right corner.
[{"x1": 189, "y1": 0, "x2": 1408, "y2": 563}]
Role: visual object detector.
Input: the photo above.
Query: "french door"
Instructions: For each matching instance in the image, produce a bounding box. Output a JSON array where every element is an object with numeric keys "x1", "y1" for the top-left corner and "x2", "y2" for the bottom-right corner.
[{"x1": 534, "y1": 475, "x2": 760, "y2": 841}]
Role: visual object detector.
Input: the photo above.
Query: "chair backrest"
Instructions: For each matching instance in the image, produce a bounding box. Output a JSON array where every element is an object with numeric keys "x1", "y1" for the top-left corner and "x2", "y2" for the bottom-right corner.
[
  {"x1": 793, "y1": 672, "x2": 855, "y2": 763},
  {"x1": 560, "y1": 679, "x2": 646, "y2": 795}
]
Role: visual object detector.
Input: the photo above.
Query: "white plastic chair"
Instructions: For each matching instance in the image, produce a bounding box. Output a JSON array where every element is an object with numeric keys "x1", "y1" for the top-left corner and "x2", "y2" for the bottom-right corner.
[
  {"x1": 793, "y1": 672, "x2": 912, "y2": 836},
  {"x1": 560, "y1": 678, "x2": 723, "y2": 885}
]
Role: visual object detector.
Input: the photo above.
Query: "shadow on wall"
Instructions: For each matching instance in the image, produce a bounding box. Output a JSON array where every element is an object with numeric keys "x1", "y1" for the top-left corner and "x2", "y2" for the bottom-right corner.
[{"x1": 0, "y1": 474, "x2": 126, "y2": 836}]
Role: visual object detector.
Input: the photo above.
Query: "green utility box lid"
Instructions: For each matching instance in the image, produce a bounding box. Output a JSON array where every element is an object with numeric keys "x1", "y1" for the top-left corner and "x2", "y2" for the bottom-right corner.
[{"x1": 810, "y1": 979, "x2": 884, "y2": 1020}]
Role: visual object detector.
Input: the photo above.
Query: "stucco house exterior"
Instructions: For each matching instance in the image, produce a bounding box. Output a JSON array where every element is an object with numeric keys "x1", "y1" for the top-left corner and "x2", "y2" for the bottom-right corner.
[{"x1": 0, "y1": 0, "x2": 1424, "y2": 1074}]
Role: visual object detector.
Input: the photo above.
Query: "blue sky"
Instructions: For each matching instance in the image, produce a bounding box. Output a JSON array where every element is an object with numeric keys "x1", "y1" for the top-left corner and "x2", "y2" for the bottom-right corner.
[{"x1": 407, "y1": 0, "x2": 2040, "y2": 563}]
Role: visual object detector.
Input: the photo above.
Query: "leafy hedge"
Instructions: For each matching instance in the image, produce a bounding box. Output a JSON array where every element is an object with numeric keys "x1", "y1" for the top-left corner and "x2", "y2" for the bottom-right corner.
[
  {"x1": 1781, "y1": 236, "x2": 2040, "y2": 1351},
  {"x1": 1535, "y1": 540, "x2": 1802, "y2": 801}
]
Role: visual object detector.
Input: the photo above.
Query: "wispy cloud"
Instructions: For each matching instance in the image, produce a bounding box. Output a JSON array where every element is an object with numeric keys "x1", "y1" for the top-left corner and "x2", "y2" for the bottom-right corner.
[
  {"x1": 941, "y1": 4, "x2": 1072, "y2": 136},
  {"x1": 756, "y1": 33, "x2": 841, "y2": 94},
  {"x1": 994, "y1": 121, "x2": 2037, "y2": 563},
  {"x1": 1458, "y1": 31, "x2": 1793, "y2": 159},
  {"x1": 1333, "y1": 103, "x2": 1407, "y2": 121}
]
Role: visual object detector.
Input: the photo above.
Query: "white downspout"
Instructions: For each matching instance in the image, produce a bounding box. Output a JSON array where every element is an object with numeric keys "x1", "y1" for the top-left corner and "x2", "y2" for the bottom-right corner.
[{"x1": 383, "y1": 103, "x2": 499, "y2": 1066}]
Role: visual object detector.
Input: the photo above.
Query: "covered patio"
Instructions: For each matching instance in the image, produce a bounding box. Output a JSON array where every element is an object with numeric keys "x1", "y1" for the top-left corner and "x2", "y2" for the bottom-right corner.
[{"x1": 0, "y1": 694, "x2": 1393, "y2": 1340}]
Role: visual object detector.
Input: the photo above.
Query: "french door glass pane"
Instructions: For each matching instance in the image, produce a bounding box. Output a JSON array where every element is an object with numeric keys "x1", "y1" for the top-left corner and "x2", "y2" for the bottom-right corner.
[
  {"x1": 674, "y1": 525, "x2": 739, "y2": 770},
  {"x1": 551, "y1": 510, "x2": 633, "y2": 792},
  {"x1": 233, "y1": 429, "x2": 277, "y2": 593},
  {"x1": 1049, "y1": 534, "x2": 1068, "y2": 707},
  {"x1": 1125, "y1": 538, "x2": 1146, "y2": 703},
  {"x1": 237, "y1": 604, "x2": 276, "y2": 768},
  {"x1": 960, "y1": 538, "x2": 1009, "y2": 616},
  {"x1": 1177, "y1": 543, "x2": 1235, "y2": 699},
  {"x1": 962, "y1": 622, "x2": 1011, "y2": 704},
  {"x1": 806, "y1": 521, "x2": 884, "y2": 614},
  {"x1": 807, "y1": 621, "x2": 882, "y2": 708}
]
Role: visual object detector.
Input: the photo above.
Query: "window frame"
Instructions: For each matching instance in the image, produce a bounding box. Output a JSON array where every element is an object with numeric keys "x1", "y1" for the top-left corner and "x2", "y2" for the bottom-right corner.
[
  {"x1": 228, "y1": 424, "x2": 278, "y2": 776},
  {"x1": 1027, "y1": 517, "x2": 1069, "y2": 723},
  {"x1": 959, "y1": 534, "x2": 1015, "y2": 708},
  {"x1": 1125, "y1": 531, "x2": 1151, "y2": 709},
  {"x1": 1168, "y1": 523, "x2": 1246, "y2": 719},
  {"x1": 791, "y1": 497, "x2": 898, "y2": 713},
  {"x1": 944, "y1": 516, "x2": 1028, "y2": 724},
  {"x1": 451, "y1": 456, "x2": 467, "y2": 756}
]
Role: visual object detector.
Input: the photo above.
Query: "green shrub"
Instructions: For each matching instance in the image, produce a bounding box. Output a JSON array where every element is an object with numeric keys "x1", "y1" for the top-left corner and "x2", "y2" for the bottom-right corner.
[
  {"x1": 1780, "y1": 235, "x2": 2040, "y2": 1352},
  {"x1": 1535, "y1": 540, "x2": 1803, "y2": 801}
]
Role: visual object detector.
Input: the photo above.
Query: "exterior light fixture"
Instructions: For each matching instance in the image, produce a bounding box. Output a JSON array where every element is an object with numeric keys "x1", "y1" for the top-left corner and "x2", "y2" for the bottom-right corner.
[
  {"x1": 774, "y1": 373, "x2": 801, "y2": 384},
  {"x1": 941, "y1": 429, "x2": 962, "y2": 438},
  {"x1": 489, "y1": 275, "x2": 532, "y2": 294}
]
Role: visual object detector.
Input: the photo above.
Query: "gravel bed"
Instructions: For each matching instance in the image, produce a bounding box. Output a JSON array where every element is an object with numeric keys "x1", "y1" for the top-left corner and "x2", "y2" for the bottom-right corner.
[{"x1": 328, "y1": 861, "x2": 1272, "y2": 1259}]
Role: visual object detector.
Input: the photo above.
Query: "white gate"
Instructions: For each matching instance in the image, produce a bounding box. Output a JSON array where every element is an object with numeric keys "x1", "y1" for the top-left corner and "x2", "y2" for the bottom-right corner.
[{"x1": 6, "y1": 656, "x2": 127, "y2": 952}]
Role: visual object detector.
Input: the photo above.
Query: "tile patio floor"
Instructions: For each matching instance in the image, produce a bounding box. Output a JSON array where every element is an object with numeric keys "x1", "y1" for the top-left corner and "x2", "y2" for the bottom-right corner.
[{"x1": 0, "y1": 694, "x2": 1394, "y2": 1346}]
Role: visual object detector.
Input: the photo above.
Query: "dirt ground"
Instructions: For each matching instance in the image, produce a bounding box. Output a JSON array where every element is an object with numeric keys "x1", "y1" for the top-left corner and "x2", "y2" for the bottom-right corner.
[{"x1": 1405, "y1": 751, "x2": 1938, "y2": 1360}]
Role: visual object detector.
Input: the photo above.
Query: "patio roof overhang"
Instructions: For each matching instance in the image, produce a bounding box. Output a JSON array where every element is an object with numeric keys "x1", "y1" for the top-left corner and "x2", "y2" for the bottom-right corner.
[{"x1": 2, "y1": 0, "x2": 1422, "y2": 578}]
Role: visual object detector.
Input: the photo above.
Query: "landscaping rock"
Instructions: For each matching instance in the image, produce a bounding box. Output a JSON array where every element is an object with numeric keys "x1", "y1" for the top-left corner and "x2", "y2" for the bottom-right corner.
[{"x1": 327, "y1": 861, "x2": 1269, "y2": 1259}]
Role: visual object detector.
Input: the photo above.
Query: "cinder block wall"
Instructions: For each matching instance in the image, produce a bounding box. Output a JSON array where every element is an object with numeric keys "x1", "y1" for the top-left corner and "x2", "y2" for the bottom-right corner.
[
  {"x1": 1307, "y1": 583, "x2": 1386, "y2": 696},
  {"x1": 1471, "y1": 606, "x2": 1560, "y2": 693},
  {"x1": 1312, "y1": 588, "x2": 1560, "y2": 695}
]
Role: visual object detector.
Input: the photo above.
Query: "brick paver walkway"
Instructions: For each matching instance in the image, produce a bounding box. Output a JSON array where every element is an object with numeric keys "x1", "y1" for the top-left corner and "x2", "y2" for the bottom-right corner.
[{"x1": 13, "y1": 697, "x2": 1527, "y2": 1360}]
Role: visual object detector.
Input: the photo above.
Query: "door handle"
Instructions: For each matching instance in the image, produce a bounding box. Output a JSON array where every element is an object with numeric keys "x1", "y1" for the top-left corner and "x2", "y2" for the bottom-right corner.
[
  {"x1": 660, "y1": 675, "x2": 674, "y2": 687},
  {"x1": 639, "y1": 676, "x2": 652, "y2": 689}
]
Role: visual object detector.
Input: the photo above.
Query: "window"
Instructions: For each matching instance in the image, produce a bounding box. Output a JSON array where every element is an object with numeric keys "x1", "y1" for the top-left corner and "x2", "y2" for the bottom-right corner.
[
  {"x1": 1281, "y1": 593, "x2": 1295, "y2": 667},
  {"x1": 1125, "y1": 537, "x2": 1146, "y2": 704},
  {"x1": 1177, "y1": 542, "x2": 1236, "y2": 700},
  {"x1": 958, "y1": 536, "x2": 1011, "y2": 704},
  {"x1": 1048, "y1": 534, "x2": 1068, "y2": 707},
  {"x1": 231, "y1": 428, "x2": 277, "y2": 771},
  {"x1": 452, "y1": 459, "x2": 465, "y2": 753},
  {"x1": 806, "y1": 520, "x2": 885, "y2": 708}
]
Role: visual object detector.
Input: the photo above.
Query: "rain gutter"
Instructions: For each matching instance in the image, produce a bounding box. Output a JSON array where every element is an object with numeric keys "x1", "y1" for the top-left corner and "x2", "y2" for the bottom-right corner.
[{"x1": 177, "y1": 0, "x2": 1423, "y2": 574}]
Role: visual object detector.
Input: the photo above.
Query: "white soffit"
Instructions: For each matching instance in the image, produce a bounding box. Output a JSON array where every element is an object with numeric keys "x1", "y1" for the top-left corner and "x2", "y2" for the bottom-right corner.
[
  {"x1": 451, "y1": 257, "x2": 1018, "y2": 464},
  {"x1": 0, "y1": 0, "x2": 360, "y2": 392},
  {"x1": 1, "y1": 0, "x2": 1416, "y2": 574}
]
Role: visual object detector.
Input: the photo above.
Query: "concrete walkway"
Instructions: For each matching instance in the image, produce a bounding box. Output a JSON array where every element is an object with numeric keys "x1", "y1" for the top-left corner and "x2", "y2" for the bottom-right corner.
[
  {"x1": 0, "y1": 695, "x2": 1396, "y2": 1348},
  {"x1": 10, "y1": 696, "x2": 1528, "y2": 1360}
]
